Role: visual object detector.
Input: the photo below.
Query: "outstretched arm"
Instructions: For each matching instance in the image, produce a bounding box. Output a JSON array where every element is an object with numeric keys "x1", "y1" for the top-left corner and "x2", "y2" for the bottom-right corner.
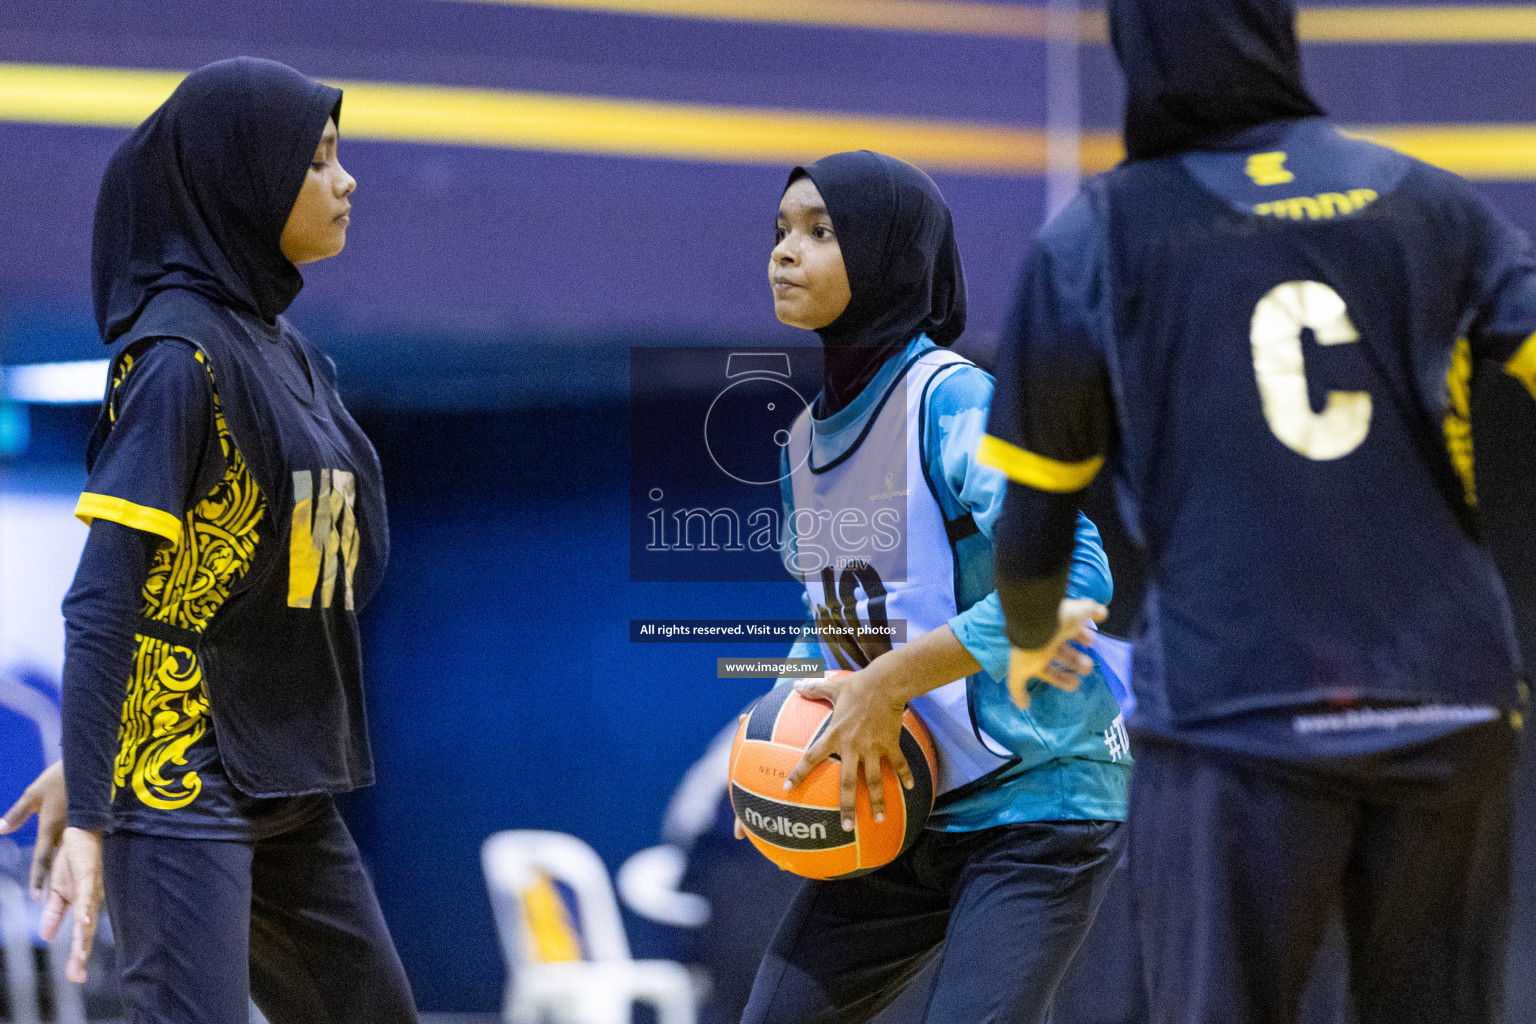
[
  {"x1": 926, "y1": 364, "x2": 1111, "y2": 706},
  {"x1": 981, "y1": 194, "x2": 1117, "y2": 700}
]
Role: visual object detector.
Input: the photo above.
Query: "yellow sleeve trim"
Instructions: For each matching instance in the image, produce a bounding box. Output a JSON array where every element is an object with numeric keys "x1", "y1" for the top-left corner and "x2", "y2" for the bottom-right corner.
[
  {"x1": 1504, "y1": 331, "x2": 1536, "y2": 403},
  {"x1": 976, "y1": 434, "x2": 1103, "y2": 493},
  {"x1": 74, "y1": 493, "x2": 182, "y2": 545}
]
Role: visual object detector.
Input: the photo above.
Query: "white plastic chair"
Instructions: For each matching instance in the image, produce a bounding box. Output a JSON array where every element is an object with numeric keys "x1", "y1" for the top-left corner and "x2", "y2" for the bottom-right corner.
[
  {"x1": 0, "y1": 867, "x2": 40, "y2": 1024},
  {"x1": 615, "y1": 845, "x2": 708, "y2": 929},
  {"x1": 482, "y1": 830, "x2": 698, "y2": 1024},
  {"x1": 614, "y1": 721, "x2": 735, "y2": 930},
  {"x1": 0, "y1": 670, "x2": 85, "y2": 1024}
]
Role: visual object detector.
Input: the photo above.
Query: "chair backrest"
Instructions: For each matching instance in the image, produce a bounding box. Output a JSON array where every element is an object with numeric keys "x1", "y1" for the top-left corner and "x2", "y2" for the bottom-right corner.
[
  {"x1": 660, "y1": 720, "x2": 736, "y2": 849},
  {"x1": 482, "y1": 830, "x2": 632, "y2": 970},
  {"x1": 0, "y1": 670, "x2": 61, "y2": 848},
  {"x1": 616, "y1": 843, "x2": 711, "y2": 928}
]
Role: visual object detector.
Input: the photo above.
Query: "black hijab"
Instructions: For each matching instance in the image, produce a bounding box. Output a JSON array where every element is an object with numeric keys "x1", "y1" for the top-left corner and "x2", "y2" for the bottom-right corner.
[
  {"x1": 1109, "y1": 0, "x2": 1323, "y2": 162},
  {"x1": 92, "y1": 57, "x2": 343, "y2": 344},
  {"x1": 790, "y1": 151, "x2": 966, "y2": 418}
]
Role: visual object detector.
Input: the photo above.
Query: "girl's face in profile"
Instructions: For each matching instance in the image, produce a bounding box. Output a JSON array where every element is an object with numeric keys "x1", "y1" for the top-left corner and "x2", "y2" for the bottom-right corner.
[
  {"x1": 280, "y1": 118, "x2": 356, "y2": 265},
  {"x1": 771, "y1": 176, "x2": 852, "y2": 330}
]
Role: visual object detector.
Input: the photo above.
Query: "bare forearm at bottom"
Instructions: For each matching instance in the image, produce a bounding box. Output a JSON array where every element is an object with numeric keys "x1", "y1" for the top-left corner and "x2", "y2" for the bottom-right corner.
[{"x1": 864, "y1": 625, "x2": 983, "y2": 705}]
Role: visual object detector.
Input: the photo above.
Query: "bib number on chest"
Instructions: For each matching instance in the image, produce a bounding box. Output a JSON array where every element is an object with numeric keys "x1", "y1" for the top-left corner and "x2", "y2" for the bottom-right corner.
[
  {"x1": 815, "y1": 563, "x2": 897, "y2": 670},
  {"x1": 288, "y1": 469, "x2": 361, "y2": 610}
]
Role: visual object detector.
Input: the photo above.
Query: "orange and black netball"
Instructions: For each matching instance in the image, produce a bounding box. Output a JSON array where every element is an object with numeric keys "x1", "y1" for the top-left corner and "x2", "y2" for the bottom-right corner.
[{"x1": 730, "y1": 680, "x2": 937, "y2": 880}]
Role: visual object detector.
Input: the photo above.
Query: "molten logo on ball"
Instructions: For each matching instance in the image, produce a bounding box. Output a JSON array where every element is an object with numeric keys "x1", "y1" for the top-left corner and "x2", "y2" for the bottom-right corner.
[
  {"x1": 743, "y1": 806, "x2": 829, "y2": 841},
  {"x1": 730, "y1": 685, "x2": 937, "y2": 879}
]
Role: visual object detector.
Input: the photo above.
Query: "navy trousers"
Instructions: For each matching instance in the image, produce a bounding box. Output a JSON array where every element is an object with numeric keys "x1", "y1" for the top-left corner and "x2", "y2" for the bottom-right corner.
[
  {"x1": 102, "y1": 803, "x2": 418, "y2": 1024},
  {"x1": 1128, "y1": 732, "x2": 1516, "y2": 1024},
  {"x1": 741, "y1": 819, "x2": 1125, "y2": 1024}
]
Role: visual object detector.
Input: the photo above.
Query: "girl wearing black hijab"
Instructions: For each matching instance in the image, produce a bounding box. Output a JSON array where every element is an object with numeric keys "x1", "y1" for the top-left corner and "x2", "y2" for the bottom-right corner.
[
  {"x1": 735, "y1": 152, "x2": 1130, "y2": 1024},
  {"x1": 0, "y1": 58, "x2": 417, "y2": 1023}
]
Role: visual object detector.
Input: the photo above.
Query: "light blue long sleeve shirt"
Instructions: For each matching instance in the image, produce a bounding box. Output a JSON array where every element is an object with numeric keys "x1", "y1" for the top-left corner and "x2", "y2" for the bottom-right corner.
[{"x1": 779, "y1": 336, "x2": 1130, "y2": 829}]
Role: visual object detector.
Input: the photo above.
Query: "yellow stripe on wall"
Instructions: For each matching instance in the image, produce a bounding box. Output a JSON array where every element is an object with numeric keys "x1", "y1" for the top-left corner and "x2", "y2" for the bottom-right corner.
[
  {"x1": 339, "y1": 79, "x2": 1061, "y2": 172},
  {"x1": 0, "y1": 61, "x2": 1074, "y2": 174},
  {"x1": 1344, "y1": 124, "x2": 1536, "y2": 180},
  {"x1": 445, "y1": 0, "x2": 1536, "y2": 44},
  {"x1": 1297, "y1": 7, "x2": 1536, "y2": 44},
  {"x1": 0, "y1": 63, "x2": 186, "y2": 128},
  {"x1": 448, "y1": 0, "x2": 1058, "y2": 38},
  {"x1": 8, "y1": 62, "x2": 1536, "y2": 181}
]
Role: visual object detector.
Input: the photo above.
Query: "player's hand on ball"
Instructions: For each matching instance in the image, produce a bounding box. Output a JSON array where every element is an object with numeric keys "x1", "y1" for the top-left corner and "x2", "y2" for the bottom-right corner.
[
  {"x1": 0, "y1": 760, "x2": 68, "y2": 900},
  {"x1": 1007, "y1": 598, "x2": 1108, "y2": 710},
  {"x1": 785, "y1": 669, "x2": 915, "y2": 833},
  {"x1": 40, "y1": 827, "x2": 104, "y2": 983}
]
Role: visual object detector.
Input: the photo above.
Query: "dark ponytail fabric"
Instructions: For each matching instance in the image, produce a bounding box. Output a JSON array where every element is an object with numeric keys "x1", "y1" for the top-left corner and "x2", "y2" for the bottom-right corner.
[{"x1": 1109, "y1": 0, "x2": 1322, "y2": 162}]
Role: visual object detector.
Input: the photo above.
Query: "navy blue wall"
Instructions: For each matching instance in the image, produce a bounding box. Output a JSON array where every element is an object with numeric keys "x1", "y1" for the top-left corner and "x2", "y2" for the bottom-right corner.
[{"x1": 346, "y1": 404, "x2": 805, "y2": 1009}]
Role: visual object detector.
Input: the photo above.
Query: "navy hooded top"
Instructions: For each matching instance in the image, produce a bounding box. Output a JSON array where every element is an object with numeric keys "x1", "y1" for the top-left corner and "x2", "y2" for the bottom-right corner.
[
  {"x1": 981, "y1": 0, "x2": 1536, "y2": 759},
  {"x1": 1108, "y1": 0, "x2": 1322, "y2": 162},
  {"x1": 64, "y1": 59, "x2": 388, "y2": 835}
]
